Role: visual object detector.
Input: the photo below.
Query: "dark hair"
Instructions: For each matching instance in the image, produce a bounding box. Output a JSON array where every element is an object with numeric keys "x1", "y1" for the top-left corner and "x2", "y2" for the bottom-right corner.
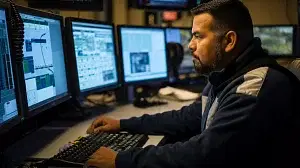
[{"x1": 191, "y1": 0, "x2": 253, "y2": 38}]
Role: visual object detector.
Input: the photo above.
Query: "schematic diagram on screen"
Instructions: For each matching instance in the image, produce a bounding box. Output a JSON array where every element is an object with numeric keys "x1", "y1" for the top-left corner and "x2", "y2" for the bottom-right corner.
[{"x1": 22, "y1": 15, "x2": 56, "y2": 106}]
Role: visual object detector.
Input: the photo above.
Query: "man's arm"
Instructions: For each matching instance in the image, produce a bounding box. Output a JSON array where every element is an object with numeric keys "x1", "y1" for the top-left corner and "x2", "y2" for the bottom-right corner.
[
  {"x1": 120, "y1": 101, "x2": 202, "y2": 137},
  {"x1": 116, "y1": 76, "x2": 293, "y2": 168}
]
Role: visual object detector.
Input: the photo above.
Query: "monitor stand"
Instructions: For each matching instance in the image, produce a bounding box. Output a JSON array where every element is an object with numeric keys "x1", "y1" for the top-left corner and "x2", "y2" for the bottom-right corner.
[
  {"x1": 57, "y1": 97, "x2": 89, "y2": 120},
  {"x1": 58, "y1": 94, "x2": 114, "y2": 120},
  {"x1": 132, "y1": 85, "x2": 168, "y2": 108}
]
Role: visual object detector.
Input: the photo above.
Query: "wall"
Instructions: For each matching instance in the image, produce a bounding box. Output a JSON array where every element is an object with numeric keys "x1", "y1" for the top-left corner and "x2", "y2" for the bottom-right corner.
[
  {"x1": 243, "y1": 0, "x2": 295, "y2": 25},
  {"x1": 14, "y1": 0, "x2": 105, "y2": 21},
  {"x1": 128, "y1": 8, "x2": 145, "y2": 25},
  {"x1": 112, "y1": 0, "x2": 145, "y2": 25},
  {"x1": 113, "y1": 0, "x2": 128, "y2": 25},
  {"x1": 13, "y1": 0, "x2": 299, "y2": 26},
  {"x1": 121, "y1": 0, "x2": 298, "y2": 27},
  {"x1": 287, "y1": 0, "x2": 298, "y2": 24}
]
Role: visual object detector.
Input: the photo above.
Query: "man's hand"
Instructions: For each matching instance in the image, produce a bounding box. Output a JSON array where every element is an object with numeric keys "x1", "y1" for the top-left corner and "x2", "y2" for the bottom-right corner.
[
  {"x1": 87, "y1": 117, "x2": 121, "y2": 134},
  {"x1": 86, "y1": 147, "x2": 117, "y2": 168}
]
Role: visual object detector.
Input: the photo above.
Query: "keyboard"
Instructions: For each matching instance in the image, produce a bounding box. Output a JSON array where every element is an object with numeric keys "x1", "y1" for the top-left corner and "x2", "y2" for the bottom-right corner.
[{"x1": 44, "y1": 132, "x2": 148, "y2": 167}]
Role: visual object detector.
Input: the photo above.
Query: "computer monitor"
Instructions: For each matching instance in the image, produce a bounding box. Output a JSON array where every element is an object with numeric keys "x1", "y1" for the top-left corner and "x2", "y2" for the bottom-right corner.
[
  {"x1": 253, "y1": 25, "x2": 296, "y2": 57},
  {"x1": 65, "y1": 18, "x2": 120, "y2": 96},
  {"x1": 0, "y1": 3, "x2": 21, "y2": 128},
  {"x1": 18, "y1": 7, "x2": 70, "y2": 114},
  {"x1": 117, "y1": 25, "x2": 169, "y2": 85},
  {"x1": 165, "y1": 27, "x2": 194, "y2": 75}
]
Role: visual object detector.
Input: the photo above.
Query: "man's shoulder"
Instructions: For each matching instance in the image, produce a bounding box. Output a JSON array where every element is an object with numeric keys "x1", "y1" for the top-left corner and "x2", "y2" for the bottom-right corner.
[{"x1": 236, "y1": 66, "x2": 292, "y2": 97}]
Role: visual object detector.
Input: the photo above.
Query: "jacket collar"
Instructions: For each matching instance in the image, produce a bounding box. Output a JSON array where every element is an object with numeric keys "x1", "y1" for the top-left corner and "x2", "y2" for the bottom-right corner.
[{"x1": 208, "y1": 37, "x2": 272, "y2": 88}]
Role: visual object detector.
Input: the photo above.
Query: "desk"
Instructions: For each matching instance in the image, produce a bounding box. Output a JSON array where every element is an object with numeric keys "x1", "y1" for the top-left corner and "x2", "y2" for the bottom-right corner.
[{"x1": 5, "y1": 100, "x2": 193, "y2": 162}]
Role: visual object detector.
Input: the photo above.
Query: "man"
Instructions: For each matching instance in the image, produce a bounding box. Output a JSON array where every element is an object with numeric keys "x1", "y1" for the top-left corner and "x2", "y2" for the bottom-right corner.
[{"x1": 86, "y1": 0, "x2": 300, "y2": 167}]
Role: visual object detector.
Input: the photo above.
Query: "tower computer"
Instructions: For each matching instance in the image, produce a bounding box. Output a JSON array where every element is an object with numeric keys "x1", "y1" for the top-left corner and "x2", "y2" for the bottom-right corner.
[
  {"x1": 18, "y1": 6, "x2": 71, "y2": 116},
  {"x1": 117, "y1": 25, "x2": 169, "y2": 107}
]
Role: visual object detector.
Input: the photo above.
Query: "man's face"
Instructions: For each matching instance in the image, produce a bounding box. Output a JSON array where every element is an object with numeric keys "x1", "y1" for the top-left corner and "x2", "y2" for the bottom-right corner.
[{"x1": 189, "y1": 13, "x2": 225, "y2": 75}]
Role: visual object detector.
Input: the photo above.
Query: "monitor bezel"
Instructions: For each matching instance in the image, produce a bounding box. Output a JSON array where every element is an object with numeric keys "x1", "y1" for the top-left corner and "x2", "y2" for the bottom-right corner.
[
  {"x1": 0, "y1": 2, "x2": 24, "y2": 134},
  {"x1": 65, "y1": 17, "x2": 122, "y2": 97},
  {"x1": 17, "y1": 5, "x2": 72, "y2": 118},
  {"x1": 253, "y1": 24, "x2": 298, "y2": 58},
  {"x1": 117, "y1": 25, "x2": 170, "y2": 86}
]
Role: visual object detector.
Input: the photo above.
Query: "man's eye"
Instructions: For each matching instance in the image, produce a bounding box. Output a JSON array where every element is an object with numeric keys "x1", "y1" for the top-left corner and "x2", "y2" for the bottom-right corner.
[{"x1": 193, "y1": 33, "x2": 202, "y2": 39}]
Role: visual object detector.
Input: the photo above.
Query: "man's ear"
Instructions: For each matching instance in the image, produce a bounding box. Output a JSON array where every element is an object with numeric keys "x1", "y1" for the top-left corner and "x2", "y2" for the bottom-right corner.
[{"x1": 224, "y1": 31, "x2": 237, "y2": 53}]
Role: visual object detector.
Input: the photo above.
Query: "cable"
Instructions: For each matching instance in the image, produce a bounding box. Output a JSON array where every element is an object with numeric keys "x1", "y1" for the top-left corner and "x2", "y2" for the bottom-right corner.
[
  {"x1": 39, "y1": 33, "x2": 54, "y2": 74},
  {"x1": 6, "y1": 0, "x2": 25, "y2": 63}
]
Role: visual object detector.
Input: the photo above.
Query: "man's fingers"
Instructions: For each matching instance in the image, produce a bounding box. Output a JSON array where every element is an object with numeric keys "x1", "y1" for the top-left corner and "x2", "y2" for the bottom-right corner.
[
  {"x1": 93, "y1": 147, "x2": 106, "y2": 154},
  {"x1": 87, "y1": 118, "x2": 104, "y2": 134},
  {"x1": 90, "y1": 153, "x2": 100, "y2": 159},
  {"x1": 86, "y1": 126, "x2": 94, "y2": 134},
  {"x1": 86, "y1": 159, "x2": 101, "y2": 167},
  {"x1": 86, "y1": 122, "x2": 97, "y2": 134},
  {"x1": 94, "y1": 125, "x2": 110, "y2": 133},
  {"x1": 94, "y1": 118, "x2": 104, "y2": 127},
  {"x1": 90, "y1": 147, "x2": 109, "y2": 158},
  {"x1": 86, "y1": 147, "x2": 116, "y2": 168}
]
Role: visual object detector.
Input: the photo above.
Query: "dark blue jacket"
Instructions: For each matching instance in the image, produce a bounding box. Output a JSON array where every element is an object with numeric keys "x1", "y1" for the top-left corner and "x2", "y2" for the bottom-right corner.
[{"x1": 115, "y1": 38, "x2": 300, "y2": 168}]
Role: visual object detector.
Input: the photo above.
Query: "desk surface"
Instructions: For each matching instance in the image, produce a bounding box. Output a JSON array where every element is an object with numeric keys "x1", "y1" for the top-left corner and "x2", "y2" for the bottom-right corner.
[{"x1": 5, "y1": 100, "x2": 193, "y2": 161}]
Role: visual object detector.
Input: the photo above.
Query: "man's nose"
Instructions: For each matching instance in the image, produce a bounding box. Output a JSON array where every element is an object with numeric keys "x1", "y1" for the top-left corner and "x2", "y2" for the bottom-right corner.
[{"x1": 189, "y1": 41, "x2": 195, "y2": 53}]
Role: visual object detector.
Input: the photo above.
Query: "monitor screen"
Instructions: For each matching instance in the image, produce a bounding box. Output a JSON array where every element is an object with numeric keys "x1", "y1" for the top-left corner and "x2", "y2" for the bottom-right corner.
[
  {"x1": 253, "y1": 26, "x2": 294, "y2": 56},
  {"x1": 0, "y1": 8, "x2": 18, "y2": 124},
  {"x1": 70, "y1": 21, "x2": 119, "y2": 92},
  {"x1": 166, "y1": 28, "x2": 194, "y2": 74},
  {"x1": 20, "y1": 12, "x2": 68, "y2": 110},
  {"x1": 119, "y1": 26, "x2": 168, "y2": 83}
]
